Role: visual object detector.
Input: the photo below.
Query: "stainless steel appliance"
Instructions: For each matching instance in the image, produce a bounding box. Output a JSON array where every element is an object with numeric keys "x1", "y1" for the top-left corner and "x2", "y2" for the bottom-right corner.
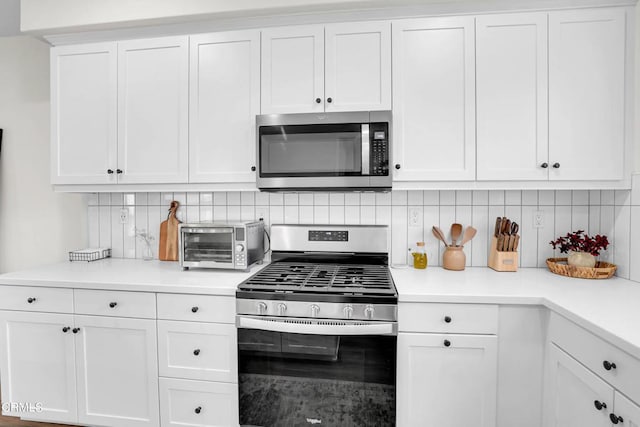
[
  {"x1": 256, "y1": 111, "x2": 392, "y2": 191},
  {"x1": 179, "y1": 221, "x2": 264, "y2": 270},
  {"x1": 236, "y1": 224, "x2": 397, "y2": 427}
]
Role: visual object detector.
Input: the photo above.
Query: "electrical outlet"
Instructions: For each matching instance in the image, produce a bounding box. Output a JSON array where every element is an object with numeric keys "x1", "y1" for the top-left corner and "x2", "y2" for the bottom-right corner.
[
  {"x1": 119, "y1": 208, "x2": 128, "y2": 224},
  {"x1": 534, "y1": 210, "x2": 544, "y2": 228},
  {"x1": 409, "y1": 208, "x2": 421, "y2": 227}
]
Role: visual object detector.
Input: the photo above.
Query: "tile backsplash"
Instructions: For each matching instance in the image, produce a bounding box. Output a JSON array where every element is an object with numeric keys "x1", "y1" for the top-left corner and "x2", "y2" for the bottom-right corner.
[{"x1": 86, "y1": 177, "x2": 640, "y2": 283}]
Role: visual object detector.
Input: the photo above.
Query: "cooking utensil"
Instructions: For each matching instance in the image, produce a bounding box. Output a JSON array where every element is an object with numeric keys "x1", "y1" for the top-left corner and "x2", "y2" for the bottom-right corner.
[
  {"x1": 451, "y1": 223, "x2": 463, "y2": 246},
  {"x1": 507, "y1": 222, "x2": 519, "y2": 251},
  {"x1": 459, "y1": 226, "x2": 477, "y2": 246},
  {"x1": 494, "y1": 217, "x2": 502, "y2": 238},
  {"x1": 432, "y1": 226, "x2": 449, "y2": 247}
]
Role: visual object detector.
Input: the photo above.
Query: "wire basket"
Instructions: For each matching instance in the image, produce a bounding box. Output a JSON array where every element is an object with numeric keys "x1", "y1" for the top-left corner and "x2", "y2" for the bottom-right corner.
[{"x1": 69, "y1": 248, "x2": 112, "y2": 262}]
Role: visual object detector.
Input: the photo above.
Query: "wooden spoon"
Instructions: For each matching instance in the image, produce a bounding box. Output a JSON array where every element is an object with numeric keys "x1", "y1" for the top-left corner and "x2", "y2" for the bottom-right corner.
[
  {"x1": 458, "y1": 226, "x2": 477, "y2": 247},
  {"x1": 451, "y1": 223, "x2": 463, "y2": 246},
  {"x1": 432, "y1": 226, "x2": 449, "y2": 247}
]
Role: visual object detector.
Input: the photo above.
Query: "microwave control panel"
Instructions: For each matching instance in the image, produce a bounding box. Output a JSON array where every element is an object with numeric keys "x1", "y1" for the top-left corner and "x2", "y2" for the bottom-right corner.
[{"x1": 370, "y1": 123, "x2": 389, "y2": 176}]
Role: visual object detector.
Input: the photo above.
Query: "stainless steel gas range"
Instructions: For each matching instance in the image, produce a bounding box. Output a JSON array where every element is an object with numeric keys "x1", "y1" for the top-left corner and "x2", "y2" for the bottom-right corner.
[{"x1": 236, "y1": 224, "x2": 397, "y2": 427}]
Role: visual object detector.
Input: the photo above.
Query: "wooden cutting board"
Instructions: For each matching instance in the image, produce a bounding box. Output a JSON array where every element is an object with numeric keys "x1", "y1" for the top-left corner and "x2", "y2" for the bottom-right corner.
[{"x1": 159, "y1": 201, "x2": 181, "y2": 261}]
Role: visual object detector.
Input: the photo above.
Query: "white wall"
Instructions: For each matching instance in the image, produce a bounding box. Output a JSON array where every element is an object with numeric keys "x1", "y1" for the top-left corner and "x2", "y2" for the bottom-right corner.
[{"x1": 0, "y1": 36, "x2": 86, "y2": 273}]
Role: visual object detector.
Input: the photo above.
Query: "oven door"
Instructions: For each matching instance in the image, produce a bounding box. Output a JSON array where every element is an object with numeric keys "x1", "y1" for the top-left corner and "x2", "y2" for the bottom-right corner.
[
  {"x1": 180, "y1": 227, "x2": 235, "y2": 268},
  {"x1": 237, "y1": 316, "x2": 396, "y2": 427}
]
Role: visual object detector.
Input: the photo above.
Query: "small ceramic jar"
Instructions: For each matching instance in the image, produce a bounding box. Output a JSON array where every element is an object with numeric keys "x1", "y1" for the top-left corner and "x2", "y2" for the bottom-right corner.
[
  {"x1": 443, "y1": 246, "x2": 466, "y2": 271},
  {"x1": 567, "y1": 251, "x2": 596, "y2": 268}
]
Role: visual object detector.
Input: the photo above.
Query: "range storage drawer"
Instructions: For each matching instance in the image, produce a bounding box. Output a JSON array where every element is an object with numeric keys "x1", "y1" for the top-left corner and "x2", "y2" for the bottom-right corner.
[
  {"x1": 549, "y1": 312, "x2": 640, "y2": 404},
  {"x1": 398, "y1": 303, "x2": 499, "y2": 334},
  {"x1": 157, "y1": 293, "x2": 235, "y2": 324},
  {"x1": 0, "y1": 285, "x2": 73, "y2": 313},
  {"x1": 159, "y1": 377, "x2": 238, "y2": 427},
  {"x1": 74, "y1": 289, "x2": 156, "y2": 319},
  {"x1": 158, "y1": 320, "x2": 237, "y2": 383}
]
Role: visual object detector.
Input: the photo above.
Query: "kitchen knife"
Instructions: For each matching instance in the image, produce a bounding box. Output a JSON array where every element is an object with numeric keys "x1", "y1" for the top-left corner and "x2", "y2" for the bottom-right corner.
[{"x1": 494, "y1": 217, "x2": 502, "y2": 238}]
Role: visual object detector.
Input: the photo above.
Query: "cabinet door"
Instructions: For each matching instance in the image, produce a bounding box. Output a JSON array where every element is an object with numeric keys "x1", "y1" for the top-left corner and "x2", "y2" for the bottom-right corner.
[
  {"x1": 75, "y1": 315, "x2": 159, "y2": 427},
  {"x1": 118, "y1": 36, "x2": 189, "y2": 184},
  {"x1": 543, "y1": 343, "x2": 613, "y2": 427},
  {"x1": 261, "y1": 25, "x2": 324, "y2": 114},
  {"x1": 51, "y1": 43, "x2": 117, "y2": 185},
  {"x1": 548, "y1": 8, "x2": 625, "y2": 181},
  {"x1": 392, "y1": 17, "x2": 476, "y2": 181},
  {"x1": 614, "y1": 392, "x2": 640, "y2": 427},
  {"x1": 476, "y1": 13, "x2": 549, "y2": 181},
  {"x1": 397, "y1": 333, "x2": 497, "y2": 427},
  {"x1": 324, "y1": 21, "x2": 391, "y2": 112},
  {"x1": 189, "y1": 31, "x2": 260, "y2": 183},
  {"x1": 0, "y1": 311, "x2": 77, "y2": 424}
]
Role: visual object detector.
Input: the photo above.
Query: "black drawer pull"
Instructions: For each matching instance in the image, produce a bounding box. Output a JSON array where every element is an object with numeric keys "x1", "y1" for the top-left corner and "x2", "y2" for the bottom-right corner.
[
  {"x1": 444, "y1": 339, "x2": 451, "y2": 347},
  {"x1": 62, "y1": 327, "x2": 70, "y2": 333},
  {"x1": 603, "y1": 360, "x2": 617, "y2": 371},
  {"x1": 195, "y1": 406, "x2": 202, "y2": 414},
  {"x1": 594, "y1": 400, "x2": 607, "y2": 411},
  {"x1": 27, "y1": 297, "x2": 36, "y2": 304},
  {"x1": 72, "y1": 328, "x2": 80, "y2": 334},
  {"x1": 610, "y1": 413, "x2": 623, "y2": 424},
  {"x1": 109, "y1": 302, "x2": 117, "y2": 308},
  {"x1": 444, "y1": 316, "x2": 452, "y2": 323},
  {"x1": 193, "y1": 349, "x2": 201, "y2": 356},
  {"x1": 191, "y1": 306, "x2": 199, "y2": 313}
]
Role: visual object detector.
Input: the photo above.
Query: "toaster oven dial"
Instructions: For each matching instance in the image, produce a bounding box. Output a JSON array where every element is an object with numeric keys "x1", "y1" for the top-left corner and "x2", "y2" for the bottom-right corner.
[{"x1": 235, "y1": 244, "x2": 245, "y2": 252}]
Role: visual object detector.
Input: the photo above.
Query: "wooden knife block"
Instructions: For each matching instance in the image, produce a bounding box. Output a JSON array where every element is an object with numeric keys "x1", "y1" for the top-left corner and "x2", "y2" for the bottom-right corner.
[{"x1": 488, "y1": 236, "x2": 518, "y2": 272}]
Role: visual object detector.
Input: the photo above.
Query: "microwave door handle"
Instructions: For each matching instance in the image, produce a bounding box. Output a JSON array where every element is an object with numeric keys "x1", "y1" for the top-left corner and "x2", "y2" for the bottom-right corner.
[
  {"x1": 361, "y1": 124, "x2": 370, "y2": 175},
  {"x1": 237, "y1": 315, "x2": 397, "y2": 336}
]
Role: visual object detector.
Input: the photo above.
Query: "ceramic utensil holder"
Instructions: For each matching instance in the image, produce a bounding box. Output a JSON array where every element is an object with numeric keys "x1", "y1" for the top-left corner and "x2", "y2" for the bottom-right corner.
[
  {"x1": 488, "y1": 236, "x2": 518, "y2": 272},
  {"x1": 443, "y1": 246, "x2": 466, "y2": 271}
]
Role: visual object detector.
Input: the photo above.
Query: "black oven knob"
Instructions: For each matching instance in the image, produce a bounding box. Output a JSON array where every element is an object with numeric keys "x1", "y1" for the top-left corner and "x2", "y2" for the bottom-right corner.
[{"x1": 257, "y1": 302, "x2": 268, "y2": 315}]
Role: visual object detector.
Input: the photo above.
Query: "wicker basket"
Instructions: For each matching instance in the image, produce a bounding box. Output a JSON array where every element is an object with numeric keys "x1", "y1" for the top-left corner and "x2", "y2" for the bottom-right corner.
[{"x1": 546, "y1": 257, "x2": 617, "y2": 279}]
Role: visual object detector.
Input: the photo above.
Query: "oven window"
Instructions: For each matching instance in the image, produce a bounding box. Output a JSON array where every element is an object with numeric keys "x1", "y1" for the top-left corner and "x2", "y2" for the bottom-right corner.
[
  {"x1": 259, "y1": 124, "x2": 363, "y2": 176},
  {"x1": 238, "y1": 329, "x2": 396, "y2": 427},
  {"x1": 182, "y1": 230, "x2": 233, "y2": 263}
]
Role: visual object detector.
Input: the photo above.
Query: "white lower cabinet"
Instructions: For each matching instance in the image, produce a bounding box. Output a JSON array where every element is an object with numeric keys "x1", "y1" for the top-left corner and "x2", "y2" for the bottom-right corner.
[
  {"x1": 397, "y1": 333, "x2": 498, "y2": 427},
  {"x1": 159, "y1": 378, "x2": 238, "y2": 427},
  {"x1": 614, "y1": 392, "x2": 640, "y2": 427}
]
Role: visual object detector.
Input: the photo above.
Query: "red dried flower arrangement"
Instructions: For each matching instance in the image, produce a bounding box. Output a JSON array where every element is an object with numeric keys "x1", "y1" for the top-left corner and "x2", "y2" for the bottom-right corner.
[{"x1": 549, "y1": 230, "x2": 609, "y2": 257}]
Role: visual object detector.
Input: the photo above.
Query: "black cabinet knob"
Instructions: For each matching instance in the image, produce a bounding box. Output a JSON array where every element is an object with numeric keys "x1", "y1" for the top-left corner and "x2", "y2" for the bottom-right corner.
[
  {"x1": 251, "y1": 166, "x2": 256, "y2": 172},
  {"x1": 444, "y1": 339, "x2": 451, "y2": 347},
  {"x1": 541, "y1": 163, "x2": 549, "y2": 169},
  {"x1": 315, "y1": 98, "x2": 321, "y2": 104},
  {"x1": 603, "y1": 360, "x2": 617, "y2": 371},
  {"x1": 72, "y1": 328, "x2": 80, "y2": 334},
  {"x1": 552, "y1": 163, "x2": 560, "y2": 169},
  {"x1": 610, "y1": 414, "x2": 623, "y2": 424},
  {"x1": 195, "y1": 406, "x2": 202, "y2": 414},
  {"x1": 327, "y1": 97, "x2": 333, "y2": 103},
  {"x1": 62, "y1": 326, "x2": 70, "y2": 333},
  {"x1": 191, "y1": 306, "x2": 199, "y2": 313},
  {"x1": 109, "y1": 302, "x2": 117, "y2": 308},
  {"x1": 193, "y1": 349, "x2": 201, "y2": 356},
  {"x1": 27, "y1": 297, "x2": 36, "y2": 304},
  {"x1": 444, "y1": 316, "x2": 452, "y2": 323},
  {"x1": 594, "y1": 400, "x2": 607, "y2": 411},
  {"x1": 395, "y1": 164, "x2": 401, "y2": 170},
  {"x1": 116, "y1": 169, "x2": 123, "y2": 174},
  {"x1": 107, "y1": 169, "x2": 114, "y2": 174}
]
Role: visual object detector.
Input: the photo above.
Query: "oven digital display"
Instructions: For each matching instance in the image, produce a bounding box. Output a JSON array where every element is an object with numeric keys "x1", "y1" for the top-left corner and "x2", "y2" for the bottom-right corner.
[{"x1": 308, "y1": 230, "x2": 349, "y2": 241}]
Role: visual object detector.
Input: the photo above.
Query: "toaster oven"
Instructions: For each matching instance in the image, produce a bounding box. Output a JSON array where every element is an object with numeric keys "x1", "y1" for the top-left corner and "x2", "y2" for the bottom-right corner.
[{"x1": 179, "y1": 221, "x2": 265, "y2": 271}]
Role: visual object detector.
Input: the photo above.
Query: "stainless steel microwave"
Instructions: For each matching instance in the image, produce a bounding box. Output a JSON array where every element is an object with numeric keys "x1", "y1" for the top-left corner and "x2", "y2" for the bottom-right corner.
[
  {"x1": 256, "y1": 111, "x2": 392, "y2": 191},
  {"x1": 179, "y1": 221, "x2": 264, "y2": 271}
]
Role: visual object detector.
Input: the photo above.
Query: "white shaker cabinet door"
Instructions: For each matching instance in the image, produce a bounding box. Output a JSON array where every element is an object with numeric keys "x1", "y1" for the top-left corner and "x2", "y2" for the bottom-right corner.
[
  {"x1": 476, "y1": 13, "x2": 549, "y2": 181},
  {"x1": 0, "y1": 312, "x2": 77, "y2": 424},
  {"x1": 543, "y1": 343, "x2": 613, "y2": 427},
  {"x1": 261, "y1": 25, "x2": 325, "y2": 114},
  {"x1": 548, "y1": 8, "x2": 626, "y2": 181},
  {"x1": 189, "y1": 30, "x2": 260, "y2": 183},
  {"x1": 397, "y1": 333, "x2": 497, "y2": 427},
  {"x1": 117, "y1": 36, "x2": 189, "y2": 184},
  {"x1": 51, "y1": 43, "x2": 117, "y2": 185},
  {"x1": 614, "y1": 392, "x2": 640, "y2": 427},
  {"x1": 392, "y1": 17, "x2": 476, "y2": 181},
  {"x1": 74, "y1": 315, "x2": 159, "y2": 427},
  {"x1": 324, "y1": 21, "x2": 391, "y2": 112}
]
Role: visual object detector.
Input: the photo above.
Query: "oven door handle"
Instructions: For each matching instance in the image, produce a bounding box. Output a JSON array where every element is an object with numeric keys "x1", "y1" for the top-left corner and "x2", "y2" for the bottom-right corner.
[{"x1": 237, "y1": 316, "x2": 397, "y2": 336}]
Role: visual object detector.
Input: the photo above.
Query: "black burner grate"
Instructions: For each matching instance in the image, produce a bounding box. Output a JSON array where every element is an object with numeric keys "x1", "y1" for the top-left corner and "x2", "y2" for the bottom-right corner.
[{"x1": 239, "y1": 262, "x2": 395, "y2": 295}]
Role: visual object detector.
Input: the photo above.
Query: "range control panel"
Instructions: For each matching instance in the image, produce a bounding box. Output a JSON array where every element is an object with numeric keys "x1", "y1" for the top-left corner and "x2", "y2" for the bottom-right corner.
[{"x1": 308, "y1": 230, "x2": 349, "y2": 242}]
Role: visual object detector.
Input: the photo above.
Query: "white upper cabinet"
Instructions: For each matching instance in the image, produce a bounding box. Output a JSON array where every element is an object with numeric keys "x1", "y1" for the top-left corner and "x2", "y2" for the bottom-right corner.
[
  {"x1": 393, "y1": 17, "x2": 476, "y2": 181},
  {"x1": 261, "y1": 22, "x2": 391, "y2": 114},
  {"x1": 476, "y1": 13, "x2": 549, "y2": 181},
  {"x1": 117, "y1": 36, "x2": 189, "y2": 184},
  {"x1": 324, "y1": 22, "x2": 391, "y2": 112},
  {"x1": 548, "y1": 8, "x2": 626, "y2": 181},
  {"x1": 261, "y1": 25, "x2": 325, "y2": 114},
  {"x1": 51, "y1": 43, "x2": 117, "y2": 185},
  {"x1": 189, "y1": 31, "x2": 260, "y2": 183}
]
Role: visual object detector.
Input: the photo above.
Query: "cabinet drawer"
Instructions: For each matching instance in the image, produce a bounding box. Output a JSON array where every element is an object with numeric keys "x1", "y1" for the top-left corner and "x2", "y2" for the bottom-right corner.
[
  {"x1": 158, "y1": 320, "x2": 237, "y2": 383},
  {"x1": 74, "y1": 289, "x2": 156, "y2": 319},
  {"x1": 398, "y1": 303, "x2": 498, "y2": 334},
  {"x1": 157, "y1": 294, "x2": 235, "y2": 323},
  {"x1": 0, "y1": 285, "x2": 73, "y2": 313},
  {"x1": 159, "y1": 377, "x2": 238, "y2": 427},
  {"x1": 549, "y1": 312, "x2": 640, "y2": 404}
]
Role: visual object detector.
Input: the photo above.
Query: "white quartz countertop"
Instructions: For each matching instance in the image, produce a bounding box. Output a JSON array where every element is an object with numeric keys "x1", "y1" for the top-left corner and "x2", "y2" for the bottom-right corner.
[
  {"x1": 0, "y1": 258, "x2": 267, "y2": 296},
  {"x1": 391, "y1": 266, "x2": 640, "y2": 359}
]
